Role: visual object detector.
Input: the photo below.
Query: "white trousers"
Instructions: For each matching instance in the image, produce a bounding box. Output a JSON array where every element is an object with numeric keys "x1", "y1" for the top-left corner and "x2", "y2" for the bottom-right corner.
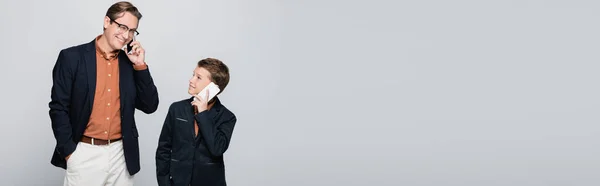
[{"x1": 63, "y1": 140, "x2": 134, "y2": 186}]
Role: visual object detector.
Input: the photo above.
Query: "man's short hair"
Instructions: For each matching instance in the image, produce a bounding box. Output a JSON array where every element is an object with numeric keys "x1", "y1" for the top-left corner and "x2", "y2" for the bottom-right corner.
[
  {"x1": 106, "y1": 1, "x2": 142, "y2": 21},
  {"x1": 198, "y1": 58, "x2": 230, "y2": 95}
]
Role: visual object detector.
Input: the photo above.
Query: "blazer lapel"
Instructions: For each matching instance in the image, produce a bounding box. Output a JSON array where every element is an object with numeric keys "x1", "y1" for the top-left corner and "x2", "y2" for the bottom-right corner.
[
  {"x1": 84, "y1": 40, "x2": 97, "y2": 112},
  {"x1": 118, "y1": 51, "x2": 128, "y2": 116},
  {"x1": 189, "y1": 97, "x2": 223, "y2": 140},
  {"x1": 187, "y1": 98, "x2": 197, "y2": 139}
]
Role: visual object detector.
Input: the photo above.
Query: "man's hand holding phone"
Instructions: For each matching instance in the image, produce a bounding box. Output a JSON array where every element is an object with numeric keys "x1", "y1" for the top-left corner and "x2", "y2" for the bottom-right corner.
[{"x1": 125, "y1": 38, "x2": 145, "y2": 67}]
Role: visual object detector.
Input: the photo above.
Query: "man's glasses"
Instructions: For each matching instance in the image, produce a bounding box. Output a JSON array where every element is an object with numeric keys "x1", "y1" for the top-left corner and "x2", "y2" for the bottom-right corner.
[{"x1": 110, "y1": 18, "x2": 139, "y2": 36}]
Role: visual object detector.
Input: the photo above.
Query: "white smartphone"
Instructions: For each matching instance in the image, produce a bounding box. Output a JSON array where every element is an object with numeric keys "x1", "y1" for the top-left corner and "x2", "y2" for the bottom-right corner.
[{"x1": 195, "y1": 82, "x2": 220, "y2": 101}]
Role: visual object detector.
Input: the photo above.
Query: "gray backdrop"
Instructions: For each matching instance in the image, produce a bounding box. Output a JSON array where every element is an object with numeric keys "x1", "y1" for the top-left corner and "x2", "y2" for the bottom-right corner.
[{"x1": 1, "y1": 0, "x2": 599, "y2": 185}]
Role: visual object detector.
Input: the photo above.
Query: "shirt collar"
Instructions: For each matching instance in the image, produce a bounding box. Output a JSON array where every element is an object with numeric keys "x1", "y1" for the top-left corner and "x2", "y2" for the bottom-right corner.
[{"x1": 94, "y1": 35, "x2": 120, "y2": 60}]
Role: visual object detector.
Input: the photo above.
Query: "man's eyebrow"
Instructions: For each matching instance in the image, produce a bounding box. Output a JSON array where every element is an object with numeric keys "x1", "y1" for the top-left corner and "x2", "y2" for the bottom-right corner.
[
  {"x1": 124, "y1": 25, "x2": 137, "y2": 30},
  {"x1": 122, "y1": 23, "x2": 137, "y2": 30}
]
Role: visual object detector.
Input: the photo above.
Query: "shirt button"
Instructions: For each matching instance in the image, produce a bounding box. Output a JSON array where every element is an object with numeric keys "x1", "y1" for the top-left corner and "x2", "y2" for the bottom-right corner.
[
  {"x1": 108, "y1": 89, "x2": 111, "y2": 92},
  {"x1": 108, "y1": 74, "x2": 111, "y2": 77},
  {"x1": 107, "y1": 103, "x2": 110, "y2": 106},
  {"x1": 108, "y1": 63, "x2": 111, "y2": 65},
  {"x1": 104, "y1": 131, "x2": 108, "y2": 134},
  {"x1": 106, "y1": 117, "x2": 110, "y2": 120}
]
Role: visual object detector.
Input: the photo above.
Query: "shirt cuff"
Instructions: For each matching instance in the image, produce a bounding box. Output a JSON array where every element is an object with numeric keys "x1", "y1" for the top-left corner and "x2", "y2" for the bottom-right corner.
[{"x1": 133, "y1": 63, "x2": 148, "y2": 71}]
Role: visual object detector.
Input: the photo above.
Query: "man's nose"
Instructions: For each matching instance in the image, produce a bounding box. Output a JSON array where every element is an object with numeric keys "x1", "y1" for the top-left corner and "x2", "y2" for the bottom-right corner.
[{"x1": 122, "y1": 32, "x2": 130, "y2": 40}]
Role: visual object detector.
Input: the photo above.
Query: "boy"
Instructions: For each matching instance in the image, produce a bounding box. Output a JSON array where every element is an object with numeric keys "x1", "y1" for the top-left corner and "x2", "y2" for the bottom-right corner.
[{"x1": 156, "y1": 58, "x2": 237, "y2": 186}]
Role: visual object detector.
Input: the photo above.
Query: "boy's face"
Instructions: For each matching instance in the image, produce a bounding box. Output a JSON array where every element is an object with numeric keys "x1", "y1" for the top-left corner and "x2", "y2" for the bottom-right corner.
[{"x1": 188, "y1": 67, "x2": 213, "y2": 95}]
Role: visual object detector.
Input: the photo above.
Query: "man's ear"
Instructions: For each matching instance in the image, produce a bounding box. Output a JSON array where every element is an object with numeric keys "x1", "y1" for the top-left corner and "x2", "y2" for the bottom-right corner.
[{"x1": 103, "y1": 16, "x2": 111, "y2": 30}]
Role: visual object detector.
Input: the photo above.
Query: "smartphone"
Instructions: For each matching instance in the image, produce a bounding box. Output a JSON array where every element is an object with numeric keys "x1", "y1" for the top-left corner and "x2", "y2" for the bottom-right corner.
[
  {"x1": 195, "y1": 82, "x2": 220, "y2": 102},
  {"x1": 126, "y1": 36, "x2": 135, "y2": 54}
]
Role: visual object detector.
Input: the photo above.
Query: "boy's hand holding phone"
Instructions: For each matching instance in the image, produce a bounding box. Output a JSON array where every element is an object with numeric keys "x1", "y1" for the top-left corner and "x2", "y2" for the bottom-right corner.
[
  {"x1": 192, "y1": 82, "x2": 220, "y2": 112},
  {"x1": 192, "y1": 90, "x2": 210, "y2": 112}
]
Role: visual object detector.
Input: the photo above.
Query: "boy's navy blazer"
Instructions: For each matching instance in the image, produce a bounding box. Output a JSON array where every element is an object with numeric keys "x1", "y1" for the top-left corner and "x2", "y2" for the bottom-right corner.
[{"x1": 156, "y1": 97, "x2": 237, "y2": 186}]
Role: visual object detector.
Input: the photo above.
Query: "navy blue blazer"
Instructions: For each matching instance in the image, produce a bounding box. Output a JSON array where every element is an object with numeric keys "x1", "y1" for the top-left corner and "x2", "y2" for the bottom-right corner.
[
  {"x1": 156, "y1": 97, "x2": 237, "y2": 186},
  {"x1": 48, "y1": 39, "x2": 159, "y2": 175}
]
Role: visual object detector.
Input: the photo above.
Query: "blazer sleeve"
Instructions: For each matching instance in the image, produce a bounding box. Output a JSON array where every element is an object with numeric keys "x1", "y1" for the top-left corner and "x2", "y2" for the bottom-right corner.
[
  {"x1": 195, "y1": 110, "x2": 237, "y2": 157},
  {"x1": 48, "y1": 50, "x2": 77, "y2": 159},
  {"x1": 133, "y1": 67, "x2": 159, "y2": 114},
  {"x1": 156, "y1": 103, "x2": 174, "y2": 186}
]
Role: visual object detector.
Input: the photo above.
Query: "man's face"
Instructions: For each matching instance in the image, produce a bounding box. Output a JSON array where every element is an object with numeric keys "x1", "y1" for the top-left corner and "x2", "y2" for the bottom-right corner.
[
  {"x1": 188, "y1": 67, "x2": 213, "y2": 96},
  {"x1": 103, "y1": 12, "x2": 139, "y2": 51}
]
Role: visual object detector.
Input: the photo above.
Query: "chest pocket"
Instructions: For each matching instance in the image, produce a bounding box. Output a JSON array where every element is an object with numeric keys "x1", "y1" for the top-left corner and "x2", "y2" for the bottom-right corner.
[{"x1": 173, "y1": 116, "x2": 196, "y2": 140}]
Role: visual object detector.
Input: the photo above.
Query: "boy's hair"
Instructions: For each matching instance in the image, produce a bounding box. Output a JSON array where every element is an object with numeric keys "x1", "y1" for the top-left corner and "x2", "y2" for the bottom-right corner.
[{"x1": 198, "y1": 58, "x2": 230, "y2": 95}]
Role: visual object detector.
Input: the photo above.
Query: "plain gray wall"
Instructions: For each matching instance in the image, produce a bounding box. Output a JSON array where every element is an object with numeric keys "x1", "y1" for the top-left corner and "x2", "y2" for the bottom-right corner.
[{"x1": 1, "y1": 0, "x2": 600, "y2": 185}]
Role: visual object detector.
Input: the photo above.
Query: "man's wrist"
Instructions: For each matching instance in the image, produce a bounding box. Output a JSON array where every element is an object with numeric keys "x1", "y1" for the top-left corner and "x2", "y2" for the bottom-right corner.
[{"x1": 133, "y1": 62, "x2": 148, "y2": 70}]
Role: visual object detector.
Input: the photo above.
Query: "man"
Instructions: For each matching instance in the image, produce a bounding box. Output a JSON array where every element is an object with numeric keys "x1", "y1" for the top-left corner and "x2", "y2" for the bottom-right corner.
[
  {"x1": 48, "y1": 1, "x2": 159, "y2": 185},
  {"x1": 156, "y1": 58, "x2": 237, "y2": 186}
]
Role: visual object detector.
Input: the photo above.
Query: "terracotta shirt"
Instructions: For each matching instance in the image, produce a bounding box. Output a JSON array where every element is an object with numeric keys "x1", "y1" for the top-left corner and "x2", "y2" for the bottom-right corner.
[
  {"x1": 84, "y1": 35, "x2": 122, "y2": 140},
  {"x1": 84, "y1": 35, "x2": 148, "y2": 140}
]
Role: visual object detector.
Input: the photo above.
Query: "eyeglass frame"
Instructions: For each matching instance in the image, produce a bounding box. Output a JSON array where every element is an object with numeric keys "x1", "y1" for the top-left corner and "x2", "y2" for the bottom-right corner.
[{"x1": 109, "y1": 17, "x2": 140, "y2": 36}]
